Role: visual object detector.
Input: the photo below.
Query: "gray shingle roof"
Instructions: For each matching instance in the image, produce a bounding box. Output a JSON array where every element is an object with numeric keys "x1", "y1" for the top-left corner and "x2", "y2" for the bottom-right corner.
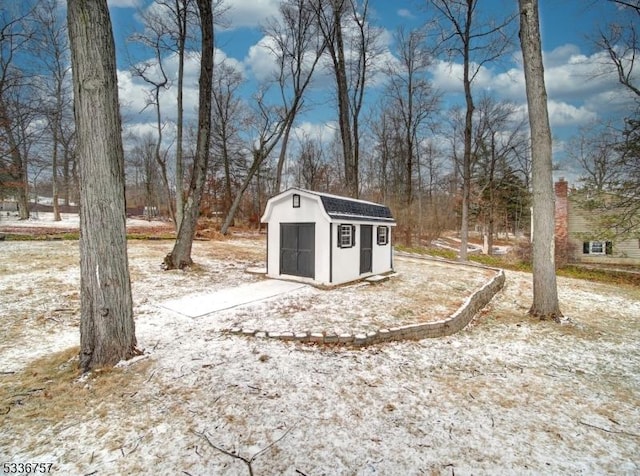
[{"x1": 304, "y1": 190, "x2": 395, "y2": 223}]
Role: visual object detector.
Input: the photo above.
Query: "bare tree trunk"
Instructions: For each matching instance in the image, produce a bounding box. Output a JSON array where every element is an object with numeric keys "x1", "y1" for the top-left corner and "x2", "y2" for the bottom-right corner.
[
  {"x1": 63, "y1": 151, "x2": 71, "y2": 206},
  {"x1": 16, "y1": 152, "x2": 29, "y2": 220},
  {"x1": 220, "y1": 107, "x2": 294, "y2": 235},
  {"x1": 0, "y1": 6, "x2": 32, "y2": 221},
  {"x1": 52, "y1": 74, "x2": 63, "y2": 221},
  {"x1": 333, "y1": 8, "x2": 356, "y2": 197},
  {"x1": 152, "y1": 87, "x2": 176, "y2": 224},
  {"x1": 3, "y1": 126, "x2": 30, "y2": 220},
  {"x1": 486, "y1": 132, "x2": 496, "y2": 256},
  {"x1": 458, "y1": 3, "x2": 475, "y2": 262},
  {"x1": 221, "y1": 150, "x2": 263, "y2": 235},
  {"x1": 0, "y1": 98, "x2": 30, "y2": 220},
  {"x1": 68, "y1": 0, "x2": 137, "y2": 371},
  {"x1": 518, "y1": 0, "x2": 562, "y2": 320},
  {"x1": 429, "y1": 0, "x2": 515, "y2": 260},
  {"x1": 33, "y1": 0, "x2": 70, "y2": 222},
  {"x1": 311, "y1": 0, "x2": 357, "y2": 197},
  {"x1": 268, "y1": 0, "x2": 326, "y2": 194},
  {"x1": 52, "y1": 128, "x2": 61, "y2": 221},
  {"x1": 174, "y1": 0, "x2": 188, "y2": 231},
  {"x1": 61, "y1": 129, "x2": 76, "y2": 206},
  {"x1": 163, "y1": 0, "x2": 213, "y2": 269},
  {"x1": 274, "y1": 119, "x2": 294, "y2": 193},
  {"x1": 222, "y1": 139, "x2": 233, "y2": 221}
]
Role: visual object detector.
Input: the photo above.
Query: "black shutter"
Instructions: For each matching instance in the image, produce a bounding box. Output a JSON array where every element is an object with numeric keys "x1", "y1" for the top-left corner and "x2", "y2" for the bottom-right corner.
[
  {"x1": 351, "y1": 225, "x2": 356, "y2": 247},
  {"x1": 583, "y1": 242, "x2": 589, "y2": 254},
  {"x1": 606, "y1": 241, "x2": 613, "y2": 255}
]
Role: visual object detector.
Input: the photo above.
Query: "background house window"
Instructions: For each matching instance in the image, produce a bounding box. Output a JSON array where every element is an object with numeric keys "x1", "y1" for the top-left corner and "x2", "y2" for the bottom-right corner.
[
  {"x1": 582, "y1": 241, "x2": 612, "y2": 255},
  {"x1": 377, "y1": 226, "x2": 389, "y2": 245},
  {"x1": 338, "y1": 224, "x2": 355, "y2": 248},
  {"x1": 292, "y1": 194, "x2": 300, "y2": 208},
  {"x1": 591, "y1": 241, "x2": 604, "y2": 254}
]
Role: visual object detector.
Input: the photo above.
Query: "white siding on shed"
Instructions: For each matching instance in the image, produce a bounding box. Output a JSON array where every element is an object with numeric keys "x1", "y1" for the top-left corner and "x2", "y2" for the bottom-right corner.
[{"x1": 261, "y1": 188, "x2": 396, "y2": 286}]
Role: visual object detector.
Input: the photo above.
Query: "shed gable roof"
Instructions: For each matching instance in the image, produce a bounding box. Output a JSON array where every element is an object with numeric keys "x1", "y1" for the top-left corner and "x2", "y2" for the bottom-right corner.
[
  {"x1": 261, "y1": 188, "x2": 396, "y2": 224},
  {"x1": 299, "y1": 188, "x2": 395, "y2": 223},
  {"x1": 318, "y1": 194, "x2": 394, "y2": 222}
]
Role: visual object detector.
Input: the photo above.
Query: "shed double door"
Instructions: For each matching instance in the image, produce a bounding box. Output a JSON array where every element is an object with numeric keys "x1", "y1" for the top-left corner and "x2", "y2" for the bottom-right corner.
[
  {"x1": 280, "y1": 223, "x2": 315, "y2": 278},
  {"x1": 360, "y1": 225, "x2": 372, "y2": 274}
]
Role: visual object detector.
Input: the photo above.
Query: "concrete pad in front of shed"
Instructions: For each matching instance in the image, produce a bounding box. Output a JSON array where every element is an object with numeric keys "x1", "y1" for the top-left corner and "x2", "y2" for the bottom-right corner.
[{"x1": 158, "y1": 280, "x2": 307, "y2": 318}]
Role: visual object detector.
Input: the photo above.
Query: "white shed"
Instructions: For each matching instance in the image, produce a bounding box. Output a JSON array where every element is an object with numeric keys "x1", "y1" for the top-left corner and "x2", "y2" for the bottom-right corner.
[{"x1": 260, "y1": 188, "x2": 396, "y2": 286}]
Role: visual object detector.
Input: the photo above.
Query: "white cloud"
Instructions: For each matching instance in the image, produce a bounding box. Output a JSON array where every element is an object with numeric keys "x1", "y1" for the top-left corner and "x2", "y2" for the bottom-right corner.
[
  {"x1": 429, "y1": 60, "x2": 495, "y2": 95},
  {"x1": 117, "y1": 69, "x2": 150, "y2": 118},
  {"x1": 543, "y1": 44, "x2": 582, "y2": 68},
  {"x1": 244, "y1": 36, "x2": 280, "y2": 82},
  {"x1": 108, "y1": 0, "x2": 142, "y2": 8},
  {"x1": 397, "y1": 9, "x2": 414, "y2": 19},
  {"x1": 428, "y1": 42, "x2": 633, "y2": 131},
  {"x1": 582, "y1": 88, "x2": 636, "y2": 117},
  {"x1": 428, "y1": 61, "x2": 462, "y2": 94},
  {"x1": 544, "y1": 49, "x2": 618, "y2": 101},
  {"x1": 241, "y1": 11, "x2": 397, "y2": 91},
  {"x1": 220, "y1": 0, "x2": 282, "y2": 30},
  {"x1": 292, "y1": 121, "x2": 337, "y2": 144},
  {"x1": 122, "y1": 122, "x2": 162, "y2": 140},
  {"x1": 486, "y1": 68, "x2": 525, "y2": 99},
  {"x1": 547, "y1": 101, "x2": 598, "y2": 127}
]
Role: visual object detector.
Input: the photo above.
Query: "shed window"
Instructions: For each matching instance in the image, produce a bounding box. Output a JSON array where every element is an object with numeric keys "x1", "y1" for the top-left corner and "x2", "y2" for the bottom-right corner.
[
  {"x1": 582, "y1": 240, "x2": 612, "y2": 255},
  {"x1": 292, "y1": 194, "x2": 300, "y2": 208},
  {"x1": 377, "y1": 226, "x2": 389, "y2": 245},
  {"x1": 338, "y1": 224, "x2": 355, "y2": 248}
]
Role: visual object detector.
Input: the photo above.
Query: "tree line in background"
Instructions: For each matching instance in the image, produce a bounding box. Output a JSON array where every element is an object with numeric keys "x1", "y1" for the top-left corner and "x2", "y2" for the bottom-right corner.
[
  {"x1": 1, "y1": 0, "x2": 638, "y2": 250},
  {"x1": 7, "y1": 0, "x2": 634, "y2": 369}
]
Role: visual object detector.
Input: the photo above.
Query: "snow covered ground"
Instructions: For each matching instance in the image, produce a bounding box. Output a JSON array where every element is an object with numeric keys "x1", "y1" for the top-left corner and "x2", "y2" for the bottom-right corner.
[
  {"x1": 0, "y1": 211, "x2": 81, "y2": 228},
  {"x1": 0, "y1": 212, "x2": 168, "y2": 230},
  {"x1": 1, "y1": 238, "x2": 639, "y2": 475}
]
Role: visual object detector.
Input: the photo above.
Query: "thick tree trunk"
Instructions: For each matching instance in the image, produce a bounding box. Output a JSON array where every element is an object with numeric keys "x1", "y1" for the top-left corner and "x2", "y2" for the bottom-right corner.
[
  {"x1": 68, "y1": 0, "x2": 137, "y2": 370},
  {"x1": 331, "y1": 4, "x2": 356, "y2": 198},
  {"x1": 163, "y1": 0, "x2": 214, "y2": 269},
  {"x1": 518, "y1": 0, "x2": 562, "y2": 320}
]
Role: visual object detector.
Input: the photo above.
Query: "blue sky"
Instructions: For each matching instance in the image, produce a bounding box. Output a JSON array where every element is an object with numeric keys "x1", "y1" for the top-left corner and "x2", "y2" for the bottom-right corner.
[{"x1": 106, "y1": 0, "x2": 637, "y2": 182}]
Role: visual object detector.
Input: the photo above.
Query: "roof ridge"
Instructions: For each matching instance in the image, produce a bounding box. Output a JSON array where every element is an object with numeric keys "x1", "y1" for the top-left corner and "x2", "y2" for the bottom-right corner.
[{"x1": 292, "y1": 187, "x2": 387, "y2": 207}]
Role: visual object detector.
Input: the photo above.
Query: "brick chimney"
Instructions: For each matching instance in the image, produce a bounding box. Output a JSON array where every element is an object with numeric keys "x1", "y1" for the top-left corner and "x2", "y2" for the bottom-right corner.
[{"x1": 554, "y1": 178, "x2": 569, "y2": 265}]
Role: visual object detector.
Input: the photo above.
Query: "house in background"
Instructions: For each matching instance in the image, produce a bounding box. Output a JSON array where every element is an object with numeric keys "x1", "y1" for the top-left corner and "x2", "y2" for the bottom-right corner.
[
  {"x1": 0, "y1": 200, "x2": 18, "y2": 213},
  {"x1": 555, "y1": 179, "x2": 640, "y2": 265},
  {"x1": 261, "y1": 188, "x2": 396, "y2": 286}
]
